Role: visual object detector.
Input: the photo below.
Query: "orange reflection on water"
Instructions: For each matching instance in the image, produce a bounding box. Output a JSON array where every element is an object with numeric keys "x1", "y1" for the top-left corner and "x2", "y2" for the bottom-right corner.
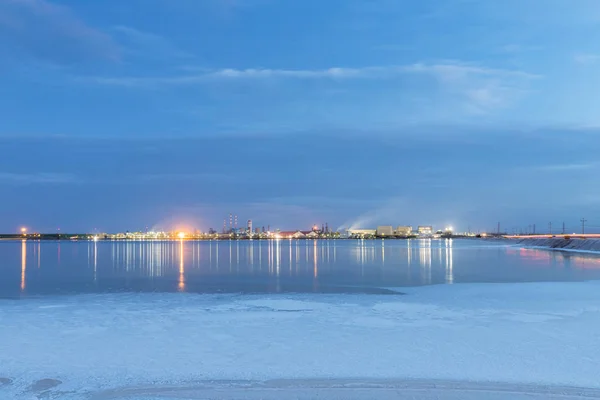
[
  {"x1": 20, "y1": 240, "x2": 26, "y2": 291},
  {"x1": 508, "y1": 248, "x2": 600, "y2": 270},
  {"x1": 557, "y1": 252, "x2": 600, "y2": 270},
  {"x1": 178, "y1": 240, "x2": 185, "y2": 292}
]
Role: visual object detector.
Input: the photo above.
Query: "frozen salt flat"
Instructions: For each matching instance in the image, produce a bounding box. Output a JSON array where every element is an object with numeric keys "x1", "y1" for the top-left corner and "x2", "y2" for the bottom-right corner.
[{"x1": 2, "y1": 282, "x2": 600, "y2": 399}]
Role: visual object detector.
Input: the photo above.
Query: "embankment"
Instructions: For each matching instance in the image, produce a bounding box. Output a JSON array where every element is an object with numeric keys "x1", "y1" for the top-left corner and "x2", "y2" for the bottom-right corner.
[{"x1": 515, "y1": 237, "x2": 600, "y2": 252}]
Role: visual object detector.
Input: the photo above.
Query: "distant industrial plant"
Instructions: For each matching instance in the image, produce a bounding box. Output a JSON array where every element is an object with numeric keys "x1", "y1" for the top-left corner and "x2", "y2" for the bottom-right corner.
[
  {"x1": 8, "y1": 213, "x2": 486, "y2": 241},
  {"x1": 345, "y1": 225, "x2": 464, "y2": 239}
]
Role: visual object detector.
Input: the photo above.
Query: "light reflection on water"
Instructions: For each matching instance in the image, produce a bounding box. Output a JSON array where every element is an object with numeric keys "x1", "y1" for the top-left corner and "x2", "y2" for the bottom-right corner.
[
  {"x1": 20, "y1": 240, "x2": 26, "y2": 291},
  {"x1": 3, "y1": 239, "x2": 600, "y2": 298},
  {"x1": 178, "y1": 240, "x2": 185, "y2": 292}
]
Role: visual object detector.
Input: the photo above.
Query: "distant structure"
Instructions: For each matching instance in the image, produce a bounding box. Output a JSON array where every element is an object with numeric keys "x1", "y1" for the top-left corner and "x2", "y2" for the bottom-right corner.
[
  {"x1": 278, "y1": 231, "x2": 307, "y2": 239},
  {"x1": 247, "y1": 219, "x2": 252, "y2": 233},
  {"x1": 348, "y1": 228, "x2": 376, "y2": 237},
  {"x1": 418, "y1": 226, "x2": 433, "y2": 235},
  {"x1": 376, "y1": 226, "x2": 394, "y2": 236},
  {"x1": 395, "y1": 226, "x2": 412, "y2": 236}
]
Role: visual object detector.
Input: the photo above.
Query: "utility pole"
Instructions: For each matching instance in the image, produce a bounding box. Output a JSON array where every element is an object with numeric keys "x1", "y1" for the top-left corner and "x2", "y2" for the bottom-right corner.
[
  {"x1": 581, "y1": 218, "x2": 587, "y2": 235},
  {"x1": 549, "y1": 222, "x2": 552, "y2": 235},
  {"x1": 562, "y1": 222, "x2": 565, "y2": 235},
  {"x1": 497, "y1": 222, "x2": 501, "y2": 235},
  {"x1": 533, "y1": 224, "x2": 536, "y2": 235}
]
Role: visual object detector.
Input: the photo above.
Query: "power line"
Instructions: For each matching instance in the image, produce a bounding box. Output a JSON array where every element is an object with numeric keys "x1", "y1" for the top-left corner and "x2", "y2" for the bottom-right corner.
[{"x1": 581, "y1": 218, "x2": 588, "y2": 234}]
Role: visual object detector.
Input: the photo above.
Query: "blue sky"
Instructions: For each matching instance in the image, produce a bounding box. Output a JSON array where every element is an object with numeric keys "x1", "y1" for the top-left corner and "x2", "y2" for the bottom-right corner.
[{"x1": 1, "y1": 0, "x2": 600, "y2": 233}]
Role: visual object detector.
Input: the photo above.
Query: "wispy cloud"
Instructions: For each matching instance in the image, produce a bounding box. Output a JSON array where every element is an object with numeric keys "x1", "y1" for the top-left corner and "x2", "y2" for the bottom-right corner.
[
  {"x1": 497, "y1": 44, "x2": 543, "y2": 54},
  {"x1": 534, "y1": 162, "x2": 598, "y2": 172},
  {"x1": 404, "y1": 63, "x2": 539, "y2": 114},
  {"x1": 83, "y1": 66, "x2": 376, "y2": 86},
  {"x1": 136, "y1": 172, "x2": 233, "y2": 182},
  {"x1": 78, "y1": 62, "x2": 539, "y2": 117},
  {"x1": 83, "y1": 62, "x2": 538, "y2": 101},
  {"x1": 0, "y1": 0, "x2": 118, "y2": 63},
  {"x1": 574, "y1": 53, "x2": 600, "y2": 65},
  {"x1": 157, "y1": 0, "x2": 269, "y2": 20},
  {"x1": 111, "y1": 25, "x2": 193, "y2": 60},
  {"x1": 0, "y1": 172, "x2": 79, "y2": 184},
  {"x1": 404, "y1": 63, "x2": 538, "y2": 80}
]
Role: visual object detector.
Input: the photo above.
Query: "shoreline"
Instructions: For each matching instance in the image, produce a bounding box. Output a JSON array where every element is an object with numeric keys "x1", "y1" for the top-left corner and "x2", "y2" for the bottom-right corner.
[
  {"x1": 0, "y1": 236, "x2": 492, "y2": 242},
  {"x1": 512, "y1": 237, "x2": 600, "y2": 254},
  {"x1": 79, "y1": 379, "x2": 600, "y2": 399},
  {"x1": 516, "y1": 245, "x2": 600, "y2": 255}
]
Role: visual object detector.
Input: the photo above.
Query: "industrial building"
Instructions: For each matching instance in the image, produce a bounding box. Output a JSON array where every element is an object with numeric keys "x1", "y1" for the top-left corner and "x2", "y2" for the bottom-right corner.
[
  {"x1": 395, "y1": 226, "x2": 413, "y2": 236},
  {"x1": 418, "y1": 226, "x2": 433, "y2": 235},
  {"x1": 348, "y1": 229, "x2": 377, "y2": 237},
  {"x1": 278, "y1": 231, "x2": 307, "y2": 239},
  {"x1": 376, "y1": 226, "x2": 394, "y2": 236},
  {"x1": 276, "y1": 230, "x2": 322, "y2": 239}
]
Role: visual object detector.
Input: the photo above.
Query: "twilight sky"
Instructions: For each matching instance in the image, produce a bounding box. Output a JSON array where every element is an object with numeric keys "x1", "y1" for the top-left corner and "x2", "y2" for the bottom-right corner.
[{"x1": 1, "y1": 0, "x2": 600, "y2": 233}]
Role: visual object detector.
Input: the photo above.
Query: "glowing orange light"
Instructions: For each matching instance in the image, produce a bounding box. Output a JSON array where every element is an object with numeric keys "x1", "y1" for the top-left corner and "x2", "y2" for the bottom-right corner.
[{"x1": 178, "y1": 232, "x2": 186, "y2": 239}]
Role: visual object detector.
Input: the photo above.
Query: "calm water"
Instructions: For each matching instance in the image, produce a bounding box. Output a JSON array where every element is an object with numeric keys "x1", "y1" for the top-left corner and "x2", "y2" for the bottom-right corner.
[{"x1": 2, "y1": 239, "x2": 600, "y2": 298}]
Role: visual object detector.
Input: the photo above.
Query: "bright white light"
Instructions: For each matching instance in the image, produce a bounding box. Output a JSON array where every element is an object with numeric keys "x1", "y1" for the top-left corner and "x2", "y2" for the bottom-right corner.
[
  {"x1": 178, "y1": 232, "x2": 186, "y2": 239},
  {"x1": 93, "y1": 236, "x2": 99, "y2": 242}
]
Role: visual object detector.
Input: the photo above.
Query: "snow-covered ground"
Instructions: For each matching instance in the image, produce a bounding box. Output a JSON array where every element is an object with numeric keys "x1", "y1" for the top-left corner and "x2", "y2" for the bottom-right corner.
[{"x1": 2, "y1": 282, "x2": 600, "y2": 399}]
